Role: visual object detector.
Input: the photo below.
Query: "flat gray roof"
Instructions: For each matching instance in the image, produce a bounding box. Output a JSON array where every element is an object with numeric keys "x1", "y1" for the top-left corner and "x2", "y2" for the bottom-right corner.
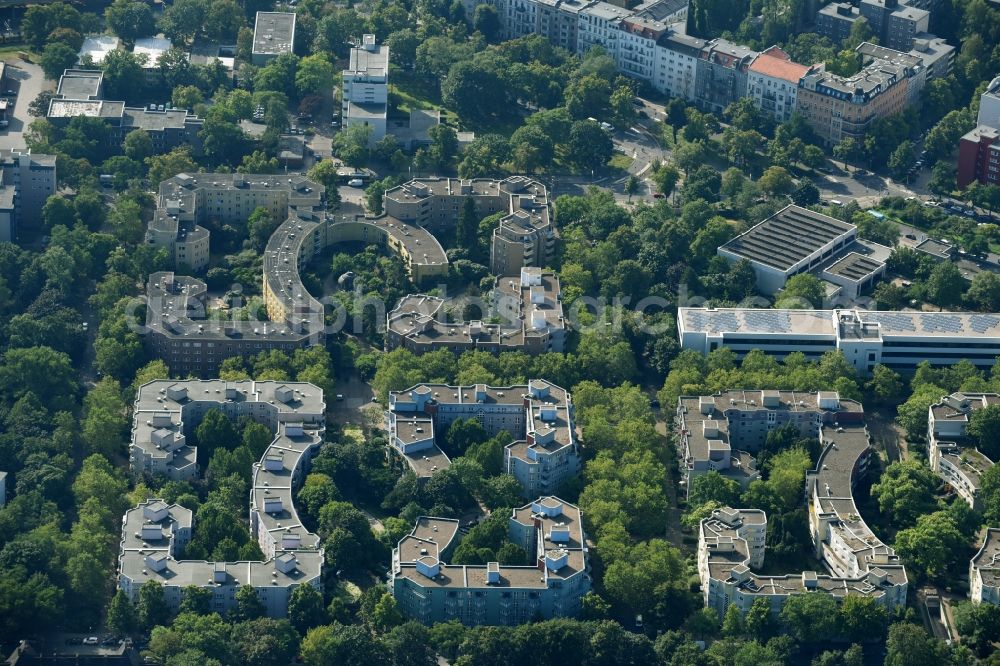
[
  {"x1": 253, "y1": 12, "x2": 296, "y2": 56},
  {"x1": 720, "y1": 205, "x2": 855, "y2": 272},
  {"x1": 56, "y1": 69, "x2": 103, "y2": 99}
]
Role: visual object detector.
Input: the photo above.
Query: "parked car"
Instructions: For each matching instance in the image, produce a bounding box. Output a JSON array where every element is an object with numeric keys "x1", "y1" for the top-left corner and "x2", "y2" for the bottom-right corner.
[
  {"x1": 652, "y1": 192, "x2": 665, "y2": 199},
  {"x1": 83, "y1": 637, "x2": 100, "y2": 646},
  {"x1": 347, "y1": 178, "x2": 364, "y2": 187}
]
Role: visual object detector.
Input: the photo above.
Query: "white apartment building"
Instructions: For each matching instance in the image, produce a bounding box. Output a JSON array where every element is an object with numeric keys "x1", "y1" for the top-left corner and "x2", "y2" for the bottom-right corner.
[
  {"x1": 654, "y1": 31, "x2": 704, "y2": 101},
  {"x1": 617, "y1": 16, "x2": 669, "y2": 81},
  {"x1": 678, "y1": 307, "x2": 1000, "y2": 376},
  {"x1": 118, "y1": 380, "x2": 326, "y2": 619},
  {"x1": 342, "y1": 34, "x2": 388, "y2": 143},
  {"x1": 971, "y1": 529, "x2": 1000, "y2": 604},
  {"x1": 576, "y1": 1, "x2": 632, "y2": 56},
  {"x1": 129, "y1": 380, "x2": 325, "y2": 480},
  {"x1": 700, "y1": 506, "x2": 906, "y2": 617},
  {"x1": 387, "y1": 380, "x2": 579, "y2": 496},
  {"x1": 390, "y1": 497, "x2": 591, "y2": 625},
  {"x1": 979, "y1": 76, "x2": 1000, "y2": 130},
  {"x1": 927, "y1": 393, "x2": 997, "y2": 510}
]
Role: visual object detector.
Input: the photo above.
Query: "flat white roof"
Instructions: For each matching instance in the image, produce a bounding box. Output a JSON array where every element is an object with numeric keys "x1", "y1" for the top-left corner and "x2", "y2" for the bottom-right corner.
[{"x1": 679, "y1": 308, "x2": 1000, "y2": 338}]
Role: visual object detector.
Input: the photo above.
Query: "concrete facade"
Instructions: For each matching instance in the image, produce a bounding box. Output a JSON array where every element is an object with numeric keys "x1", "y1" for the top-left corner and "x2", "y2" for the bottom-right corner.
[
  {"x1": 0, "y1": 149, "x2": 56, "y2": 239},
  {"x1": 927, "y1": 393, "x2": 997, "y2": 511},
  {"x1": 342, "y1": 35, "x2": 389, "y2": 143},
  {"x1": 678, "y1": 307, "x2": 1000, "y2": 376},
  {"x1": 389, "y1": 497, "x2": 590, "y2": 625},
  {"x1": 971, "y1": 529, "x2": 1000, "y2": 604},
  {"x1": 119, "y1": 380, "x2": 325, "y2": 618},
  {"x1": 387, "y1": 379, "x2": 579, "y2": 496}
]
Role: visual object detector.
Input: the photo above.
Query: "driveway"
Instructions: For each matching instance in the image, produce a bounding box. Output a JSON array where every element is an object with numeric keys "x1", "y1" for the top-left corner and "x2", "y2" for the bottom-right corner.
[{"x1": 0, "y1": 58, "x2": 51, "y2": 150}]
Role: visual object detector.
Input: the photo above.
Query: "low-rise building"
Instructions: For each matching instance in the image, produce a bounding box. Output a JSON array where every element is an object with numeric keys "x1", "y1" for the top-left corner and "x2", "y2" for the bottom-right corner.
[
  {"x1": 927, "y1": 393, "x2": 997, "y2": 510},
  {"x1": 133, "y1": 37, "x2": 174, "y2": 83},
  {"x1": 47, "y1": 69, "x2": 203, "y2": 154},
  {"x1": 389, "y1": 497, "x2": 590, "y2": 624},
  {"x1": 119, "y1": 380, "x2": 325, "y2": 618},
  {"x1": 78, "y1": 35, "x2": 120, "y2": 65},
  {"x1": 677, "y1": 307, "x2": 1000, "y2": 376},
  {"x1": 971, "y1": 529, "x2": 1000, "y2": 604},
  {"x1": 387, "y1": 379, "x2": 579, "y2": 495},
  {"x1": 386, "y1": 268, "x2": 565, "y2": 355},
  {"x1": 718, "y1": 204, "x2": 889, "y2": 300},
  {"x1": 252, "y1": 12, "x2": 295, "y2": 65},
  {"x1": 342, "y1": 35, "x2": 389, "y2": 143}
]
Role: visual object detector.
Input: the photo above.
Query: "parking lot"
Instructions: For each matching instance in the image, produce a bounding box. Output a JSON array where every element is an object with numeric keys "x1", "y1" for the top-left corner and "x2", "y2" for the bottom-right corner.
[{"x1": 0, "y1": 58, "x2": 52, "y2": 150}]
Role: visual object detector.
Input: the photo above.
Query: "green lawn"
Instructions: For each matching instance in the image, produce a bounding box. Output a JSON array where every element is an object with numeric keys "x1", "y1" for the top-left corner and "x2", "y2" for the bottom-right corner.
[{"x1": 609, "y1": 153, "x2": 634, "y2": 171}]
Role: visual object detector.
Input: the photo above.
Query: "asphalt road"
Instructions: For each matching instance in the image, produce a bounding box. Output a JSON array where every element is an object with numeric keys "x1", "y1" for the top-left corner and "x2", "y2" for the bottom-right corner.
[{"x1": 0, "y1": 58, "x2": 50, "y2": 150}]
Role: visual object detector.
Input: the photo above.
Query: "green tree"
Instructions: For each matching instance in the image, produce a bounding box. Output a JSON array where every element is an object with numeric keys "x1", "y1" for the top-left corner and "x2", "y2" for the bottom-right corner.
[
  {"x1": 745, "y1": 597, "x2": 777, "y2": 642},
  {"x1": 953, "y1": 601, "x2": 1000, "y2": 656},
  {"x1": 722, "y1": 603, "x2": 746, "y2": 637},
  {"x1": 884, "y1": 622, "x2": 955, "y2": 666},
  {"x1": 107, "y1": 588, "x2": 138, "y2": 635},
  {"x1": 926, "y1": 260, "x2": 966, "y2": 308},
  {"x1": 138, "y1": 580, "x2": 170, "y2": 630},
  {"x1": 301, "y1": 623, "x2": 390, "y2": 666},
  {"x1": 104, "y1": 0, "x2": 155, "y2": 44},
  {"x1": 776, "y1": 274, "x2": 825, "y2": 309},
  {"x1": 779, "y1": 593, "x2": 839, "y2": 642},
  {"x1": 232, "y1": 584, "x2": 266, "y2": 622},
  {"x1": 289, "y1": 584, "x2": 327, "y2": 634},
  {"x1": 194, "y1": 409, "x2": 238, "y2": 462},
  {"x1": 39, "y1": 41, "x2": 78, "y2": 80},
  {"x1": 566, "y1": 120, "x2": 613, "y2": 174},
  {"x1": 178, "y1": 585, "x2": 213, "y2": 615},
  {"x1": 758, "y1": 166, "x2": 794, "y2": 196},
  {"x1": 838, "y1": 594, "x2": 887, "y2": 643},
  {"x1": 441, "y1": 60, "x2": 504, "y2": 122},
  {"x1": 871, "y1": 460, "x2": 939, "y2": 528},
  {"x1": 473, "y1": 4, "x2": 501, "y2": 41},
  {"x1": 866, "y1": 365, "x2": 904, "y2": 404},
  {"x1": 889, "y1": 140, "x2": 917, "y2": 179},
  {"x1": 372, "y1": 593, "x2": 404, "y2": 634},
  {"x1": 296, "y1": 54, "x2": 334, "y2": 98},
  {"x1": 968, "y1": 404, "x2": 1000, "y2": 460},
  {"x1": 894, "y1": 511, "x2": 966, "y2": 580},
  {"x1": 688, "y1": 472, "x2": 741, "y2": 507}
]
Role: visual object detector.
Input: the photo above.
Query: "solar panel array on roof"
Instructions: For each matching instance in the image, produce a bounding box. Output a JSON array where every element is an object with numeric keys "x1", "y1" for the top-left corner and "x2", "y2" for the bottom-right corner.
[
  {"x1": 864, "y1": 312, "x2": 916, "y2": 332},
  {"x1": 687, "y1": 310, "x2": 740, "y2": 333},
  {"x1": 826, "y1": 254, "x2": 883, "y2": 280},
  {"x1": 970, "y1": 315, "x2": 1000, "y2": 334},
  {"x1": 744, "y1": 310, "x2": 793, "y2": 333},
  {"x1": 920, "y1": 313, "x2": 963, "y2": 334},
  {"x1": 720, "y1": 205, "x2": 854, "y2": 272}
]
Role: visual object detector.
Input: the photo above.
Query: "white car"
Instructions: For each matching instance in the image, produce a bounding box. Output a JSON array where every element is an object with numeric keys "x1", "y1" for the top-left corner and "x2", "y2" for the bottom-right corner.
[
  {"x1": 83, "y1": 637, "x2": 100, "y2": 646},
  {"x1": 347, "y1": 178, "x2": 364, "y2": 187}
]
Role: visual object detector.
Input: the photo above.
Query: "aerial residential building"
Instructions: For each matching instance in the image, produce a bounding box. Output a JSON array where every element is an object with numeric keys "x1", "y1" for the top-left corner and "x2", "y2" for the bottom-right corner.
[
  {"x1": 655, "y1": 30, "x2": 705, "y2": 101},
  {"x1": 576, "y1": 1, "x2": 632, "y2": 56},
  {"x1": 0, "y1": 149, "x2": 56, "y2": 239},
  {"x1": 747, "y1": 46, "x2": 812, "y2": 123},
  {"x1": 926, "y1": 393, "x2": 997, "y2": 510},
  {"x1": 718, "y1": 204, "x2": 889, "y2": 300},
  {"x1": 47, "y1": 69, "x2": 203, "y2": 154},
  {"x1": 796, "y1": 48, "x2": 917, "y2": 146},
  {"x1": 389, "y1": 497, "x2": 591, "y2": 625},
  {"x1": 678, "y1": 307, "x2": 1000, "y2": 376},
  {"x1": 958, "y1": 76, "x2": 1000, "y2": 188},
  {"x1": 252, "y1": 12, "x2": 296, "y2": 65},
  {"x1": 387, "y1": 380, "x2": 579, "y2": 495},
  {"x1": 815, "y1": 3, "x2": 862, "y2": 44},
  {"x1": 77, "y1": 35, "x2": 120, "y2": 65},
  {"x1": 698, "y1": 394, "x2": 907, "y2": 618},
  {"x1": 119, "y1": 380, "x2": 325, "y2": 618},
  {"x1": 617, "y1": 15, "x2": 671, "y2": 82},
  {"x1": 129, "y1": 379, "x2": 325, "y2": 480},
  {"x1": 132, "y1": 37, "x2": 174, "y2": 83},
  {"x1": 676, "y1": 390, "x2": 863, "y2": 495},
  {"x1": 342, "y1": 35, "x2": 389, "y2": 143},
  {"x1": 387, "y1": 268, "x2": 566, "y2": 355},
  {"x1": 693, "y1": 39, "x2": 758, "y2": 114},
  {"x1": 144, "y1": 272, "x2": 324, "y2": 377},
  {"x1": 858, "y1": 0, "x2": 929, "y2": 51},
  {"x1": 383, "y1": 176, "x2": 554, "y2": 275},
  {"x1": 971, "y1": 529, "x2": 1000, "y2": 604},
  {"x1": 700, "y1": 506, "x2": 907, "y2": 617},
  {"x1": 534, "y1": 0, "x2": 592, "y2": 52}
]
